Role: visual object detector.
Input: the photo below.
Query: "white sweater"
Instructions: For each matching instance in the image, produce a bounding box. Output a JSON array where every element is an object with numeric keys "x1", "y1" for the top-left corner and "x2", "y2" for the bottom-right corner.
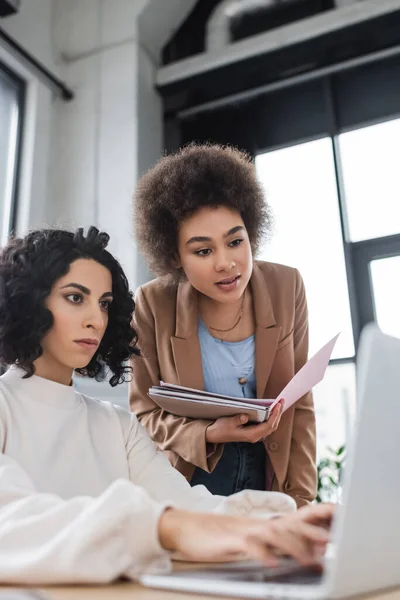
[{"x1": 0, "y1": 366, "x2": 295, "y2": 585}]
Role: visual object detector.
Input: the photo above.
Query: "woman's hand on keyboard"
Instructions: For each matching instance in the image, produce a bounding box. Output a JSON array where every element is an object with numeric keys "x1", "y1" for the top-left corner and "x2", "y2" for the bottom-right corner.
[{"x1": 158, "y1": 502, "x2": 334, "y2": 567}]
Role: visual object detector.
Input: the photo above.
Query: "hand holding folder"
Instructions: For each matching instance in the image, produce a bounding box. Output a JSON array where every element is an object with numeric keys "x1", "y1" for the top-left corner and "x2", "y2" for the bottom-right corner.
[{"x1": 148, "y1": 334, "x2": 339, "y2": 423}]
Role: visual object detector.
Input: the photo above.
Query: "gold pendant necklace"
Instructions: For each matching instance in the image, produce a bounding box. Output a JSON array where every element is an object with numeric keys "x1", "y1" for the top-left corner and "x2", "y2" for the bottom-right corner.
[{"x1": 202, "y1": 291, "x2": 246, "y2": 342}]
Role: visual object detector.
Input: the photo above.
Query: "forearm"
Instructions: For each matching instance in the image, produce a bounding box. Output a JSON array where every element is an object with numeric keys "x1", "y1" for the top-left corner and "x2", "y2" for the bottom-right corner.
[{"x1": 0, "y1": 455, "x2": 170, "y2": 584}]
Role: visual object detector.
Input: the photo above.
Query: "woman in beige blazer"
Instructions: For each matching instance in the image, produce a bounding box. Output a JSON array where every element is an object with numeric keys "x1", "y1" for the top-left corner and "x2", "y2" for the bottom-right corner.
[{"x1": 130, "y1": 144, "x2": 317, "y2": 508}]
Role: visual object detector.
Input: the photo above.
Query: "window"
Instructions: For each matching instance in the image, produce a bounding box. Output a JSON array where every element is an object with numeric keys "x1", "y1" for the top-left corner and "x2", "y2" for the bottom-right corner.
[
  {"x1": 0, "y1": 63, "x2": 24, "y2": 245},
  {"x1": 256, "y1": 138, "x2": 357, "y2": 456},
  {"x1": 339, "y1": 119, "x2": 400, "y2": 243},
  {"x1": 256, "y1": 138, "x2": 354, "y2": 360},
  {"x1": 313, "y1": 362, "x2": 356, "y2": 460},
  {"x1": 340, "y1": 117, "x2": 400, "y2": 342},
  {"x1": 256, "y1": 119, "x2": 400, "y2": 455},
  {"x1": 370, "y1": 256, "x2": 400, "y2": 339}
]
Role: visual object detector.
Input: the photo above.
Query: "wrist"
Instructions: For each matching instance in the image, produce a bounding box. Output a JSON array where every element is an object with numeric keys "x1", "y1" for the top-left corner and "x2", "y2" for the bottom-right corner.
[
  {"x1": 205, "y1": 422, "x2": 216, "y2": 444},
  {"x1": 158, "y1": 507, "x2": 180, "y2": 551}
]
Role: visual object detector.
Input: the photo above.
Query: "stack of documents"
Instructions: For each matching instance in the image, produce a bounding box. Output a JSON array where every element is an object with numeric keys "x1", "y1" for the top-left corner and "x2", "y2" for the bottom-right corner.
[
  {"x1": 149, "y1": 383, "x2": 273, "y2": 422},
  {"x1": 148, "y1": 334, "x2": 339, "y2": 423}
]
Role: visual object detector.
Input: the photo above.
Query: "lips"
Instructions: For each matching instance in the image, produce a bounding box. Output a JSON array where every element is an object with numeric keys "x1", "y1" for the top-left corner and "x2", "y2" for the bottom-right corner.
[
  {"x1": 214, "y1": 275, "x2": 241, "y2": 293},
  {"x1": 216, "y1": 275, "x2": 240, "y2": 285},
  {"x1": 74, "y1": 339, "x2": 99, "y2": 350}
]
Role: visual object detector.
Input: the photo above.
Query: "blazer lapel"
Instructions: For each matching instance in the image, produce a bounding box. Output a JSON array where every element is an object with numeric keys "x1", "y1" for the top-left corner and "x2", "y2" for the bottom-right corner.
[
  {"x1": 255, "y1": 326, "x2": 281, "y2": 399},
  {"x1": 170, "y1": 280, "x2": 205, "y2": 390},
  {"x1": 252, "y1": 263, "x2": 281, "y2": 399}
]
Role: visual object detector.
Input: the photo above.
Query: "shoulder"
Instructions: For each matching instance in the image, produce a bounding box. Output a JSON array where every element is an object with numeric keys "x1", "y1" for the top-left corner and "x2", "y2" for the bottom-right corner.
[
  {"x1": 0, "y1": 374, "x2": 12, "y2": 447},
  {"x1": 254, "y1": 260, "x2": 303, "y2": 298},
  {"x1": 78, "y1": 392, "x2": 125, "y2": 422},
  {"x1": 137, "y1": 276, "x2": 178, "y2": 303},
  {"x1": 79, "y1": 393, "x2": 138, "y2": 444},
  {"x1": 253, "y1": 261, "x2": 306, "y2": 327},
  {"x1": 134, "y1": 276, "x2": 178, "y2": 320},
  {"x1": 0, "y1": 370, "x2": 15, "y2": 409},
  {"x1": 255, "y1": 260, "x2": 299, "y2": 285}
]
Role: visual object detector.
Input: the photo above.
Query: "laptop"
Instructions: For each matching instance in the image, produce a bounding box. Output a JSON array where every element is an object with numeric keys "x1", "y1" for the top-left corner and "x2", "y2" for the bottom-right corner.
[{"x1": 140, "y1": 325, "x2": 400, "y2": 599}]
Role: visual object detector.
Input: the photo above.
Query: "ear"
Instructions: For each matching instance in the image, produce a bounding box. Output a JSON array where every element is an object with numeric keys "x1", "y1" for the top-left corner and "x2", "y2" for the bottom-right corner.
[{"x1": 171, "y1": 253, "x2": 181, "y2": 269}]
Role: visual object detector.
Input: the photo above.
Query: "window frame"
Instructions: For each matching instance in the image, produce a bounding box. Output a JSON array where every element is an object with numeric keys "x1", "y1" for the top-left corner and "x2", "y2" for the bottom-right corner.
[
  {"x1": 0, "y1": 59, "x2": 25, "y2": 244},
  {"x1": 351, "y1": 234, "x2": 400, "y2": 333}
]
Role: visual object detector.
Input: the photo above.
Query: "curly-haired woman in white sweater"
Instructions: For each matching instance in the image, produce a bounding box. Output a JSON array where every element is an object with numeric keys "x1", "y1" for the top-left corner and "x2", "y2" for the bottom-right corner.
[{"x1": 0, "y1": 226, "x2": 332, "y2": 585}]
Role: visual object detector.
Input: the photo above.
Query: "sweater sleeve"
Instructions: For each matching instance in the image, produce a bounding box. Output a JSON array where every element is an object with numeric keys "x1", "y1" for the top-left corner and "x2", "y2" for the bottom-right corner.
[
  {"x1": 121, "y1": 409, "x2": 297, "y2": 517},
  {"x1": 0, "y1": 450, "x2": 171, "y2": 584}
]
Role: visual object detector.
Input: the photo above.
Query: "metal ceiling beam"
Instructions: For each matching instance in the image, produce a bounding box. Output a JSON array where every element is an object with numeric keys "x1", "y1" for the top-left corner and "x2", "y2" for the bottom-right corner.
[{"x1": 157, "y1": 0, "x2": 400, "y2": 88}]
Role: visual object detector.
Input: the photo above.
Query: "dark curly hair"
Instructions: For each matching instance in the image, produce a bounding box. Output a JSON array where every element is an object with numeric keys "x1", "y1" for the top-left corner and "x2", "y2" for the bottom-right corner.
[
  {"x1": 134, "y1": 143, "x2": 273, "y2": 278},
  {"x1": 0, "y1": 226, "x2": 139, "y2": 386}
]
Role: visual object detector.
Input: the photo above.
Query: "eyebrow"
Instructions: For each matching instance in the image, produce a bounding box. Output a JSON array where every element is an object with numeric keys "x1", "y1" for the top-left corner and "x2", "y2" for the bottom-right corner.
[
  {"x1": 60, "y1": 283, "x2": 113, "y2": 299},
  {"x1": 186, "y1": 225, "x2": 245, "y2": 245}
]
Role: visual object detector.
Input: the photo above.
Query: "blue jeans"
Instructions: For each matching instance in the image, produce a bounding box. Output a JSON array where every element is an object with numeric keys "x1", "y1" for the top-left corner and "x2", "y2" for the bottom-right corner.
[{"x1": 190, "y1": 441, "x2": 266, "y2": 495}]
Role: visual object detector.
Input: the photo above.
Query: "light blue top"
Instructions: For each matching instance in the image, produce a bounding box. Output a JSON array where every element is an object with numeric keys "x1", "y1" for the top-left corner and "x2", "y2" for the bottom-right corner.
[{"x1": 198, "y1": 319, "x2": 256, "y2": 399}]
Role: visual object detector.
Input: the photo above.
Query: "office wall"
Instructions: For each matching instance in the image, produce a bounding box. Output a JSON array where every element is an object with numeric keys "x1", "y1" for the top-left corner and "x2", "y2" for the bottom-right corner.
[
  {"x1": 1, "y1": 0, "x2": 196, "y2": 289},
  {"x1": 1, "y1": 0, "x2": 60, "y2": 73}
]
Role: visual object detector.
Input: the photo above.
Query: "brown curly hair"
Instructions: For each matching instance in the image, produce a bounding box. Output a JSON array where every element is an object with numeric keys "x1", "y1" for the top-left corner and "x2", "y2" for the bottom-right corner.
[{"x1": 134, "y1": 143, "x2": 273, "y2": 278}]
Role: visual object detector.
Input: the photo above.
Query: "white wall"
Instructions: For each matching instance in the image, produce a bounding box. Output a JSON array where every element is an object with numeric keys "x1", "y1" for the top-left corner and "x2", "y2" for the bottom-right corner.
[
  {"x1": 1, "y1": 0, "x2": 60, "y2": 73},
  {"x1": 47, "y1": 0, "x2": 145, "y2": 287},
  {"x1": 1, "y1": 0, "x2": 196, "y2": 288}
]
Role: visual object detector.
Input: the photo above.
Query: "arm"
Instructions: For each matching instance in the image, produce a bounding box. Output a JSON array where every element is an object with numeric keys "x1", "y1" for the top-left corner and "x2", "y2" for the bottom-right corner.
[
  {"x1": 284, "y1": 270, "x2": 318, "y2": 507},
  {"x1": 0, "y1": 450, "x2": 170, "y2": 584},
  {"x1": 122, "y1": 408, "x2": 297, "y2": 517},
  {"x1": 130, "y1": 285, "x2": 222, "y2": 471},
  {"x1": 158, "y1": 503, "x2": 333, "y2": 567},
  {"x1": 0, "y1": 450, "x2": 332, "y2": 576}
]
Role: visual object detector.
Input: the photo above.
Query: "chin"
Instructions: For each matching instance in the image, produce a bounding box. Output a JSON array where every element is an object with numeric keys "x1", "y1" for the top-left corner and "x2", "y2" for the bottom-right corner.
[
  {"x1": 214, "y1": 291, "x2": 242, "y2": 304},
  {"x1": 72, "y1": 360, "x2": 94, "y2": 370}
]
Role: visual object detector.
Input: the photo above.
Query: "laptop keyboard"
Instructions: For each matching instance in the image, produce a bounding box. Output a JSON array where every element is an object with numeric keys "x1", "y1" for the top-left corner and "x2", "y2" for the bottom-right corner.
[
  {"x1": 175, "y1": 561, "x2": 324, "y2": 585},
  {"x1": 254, "y1": 568, "x2": 323, "y2": 585}
]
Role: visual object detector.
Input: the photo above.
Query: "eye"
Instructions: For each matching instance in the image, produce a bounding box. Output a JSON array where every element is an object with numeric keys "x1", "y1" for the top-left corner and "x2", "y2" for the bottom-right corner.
[
  {"x1": 229, "y1": 238, "x2": 243, "y2": 247},
  {"x1": 195, "y1": 248, "x2": 212, "y2": 257},
  {"x1": 66, "y1": 293, "x2": 83, "y2": 304},
  {"x1": 99, "y1": 300, "x2": 111, "y2": 311}
]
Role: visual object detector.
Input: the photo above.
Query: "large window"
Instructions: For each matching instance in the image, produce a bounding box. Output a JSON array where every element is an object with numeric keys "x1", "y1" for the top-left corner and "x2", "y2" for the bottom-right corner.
[
  {"x1": 256, "y1": 140, "x2": 357, "y2": 458},
  {"x1": 256, "y1": 116, "x2": 400, "y2": 457},
  {"x1": 369, "y1": 256, "x2": 400, "y2": 339},
  {"x1": 339, "y1": 119, "x2": 400, "y2": 243},
  {"x1": 339, "y1": 120, "x2": 400, "y2": 343},
  {"x1": 256, "y1": 138, "x2": 354, "y2": 360},
  {"x1": 0, "y1": 63, "x2": 24, "y2": 245}
]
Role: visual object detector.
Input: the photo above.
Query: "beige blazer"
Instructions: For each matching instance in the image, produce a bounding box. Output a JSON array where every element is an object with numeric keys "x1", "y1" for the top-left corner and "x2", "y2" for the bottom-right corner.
[{"x1": 129, "y1": 261, "x2": 317, "y2": 507}]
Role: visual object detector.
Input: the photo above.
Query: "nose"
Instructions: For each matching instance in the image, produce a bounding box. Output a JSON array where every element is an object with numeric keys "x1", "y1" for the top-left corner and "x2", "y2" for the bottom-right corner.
[
  {"x1": 84, "y1": 303, "x2": 106, "y2": 331},
  {"x1": 214, "y1": 248, "x2": 235, "y2": 272}
]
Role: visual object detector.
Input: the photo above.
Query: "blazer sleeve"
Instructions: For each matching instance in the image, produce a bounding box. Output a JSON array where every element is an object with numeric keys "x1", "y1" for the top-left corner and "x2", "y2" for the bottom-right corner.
[
  {"x1": 129, "y1": 286, "x2": 223, "y2": 473},
  {"x1": 284, "y1": 270, "x2": 318, "y2": 507}
]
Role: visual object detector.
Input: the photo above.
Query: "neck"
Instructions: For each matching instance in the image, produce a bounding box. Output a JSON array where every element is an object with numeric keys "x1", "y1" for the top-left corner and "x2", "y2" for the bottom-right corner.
[
  {"x1": 199, "y1": 290, "x2": 246, "y2": 329},
  {"x1": 33, "y1": 356, "x2": 73, "y2": 386}
]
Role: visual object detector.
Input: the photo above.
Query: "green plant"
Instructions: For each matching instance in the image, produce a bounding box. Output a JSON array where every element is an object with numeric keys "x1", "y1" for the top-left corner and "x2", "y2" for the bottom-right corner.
[{"x1": 316, "y1": 445, "x2": 345, "y2": 503}]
